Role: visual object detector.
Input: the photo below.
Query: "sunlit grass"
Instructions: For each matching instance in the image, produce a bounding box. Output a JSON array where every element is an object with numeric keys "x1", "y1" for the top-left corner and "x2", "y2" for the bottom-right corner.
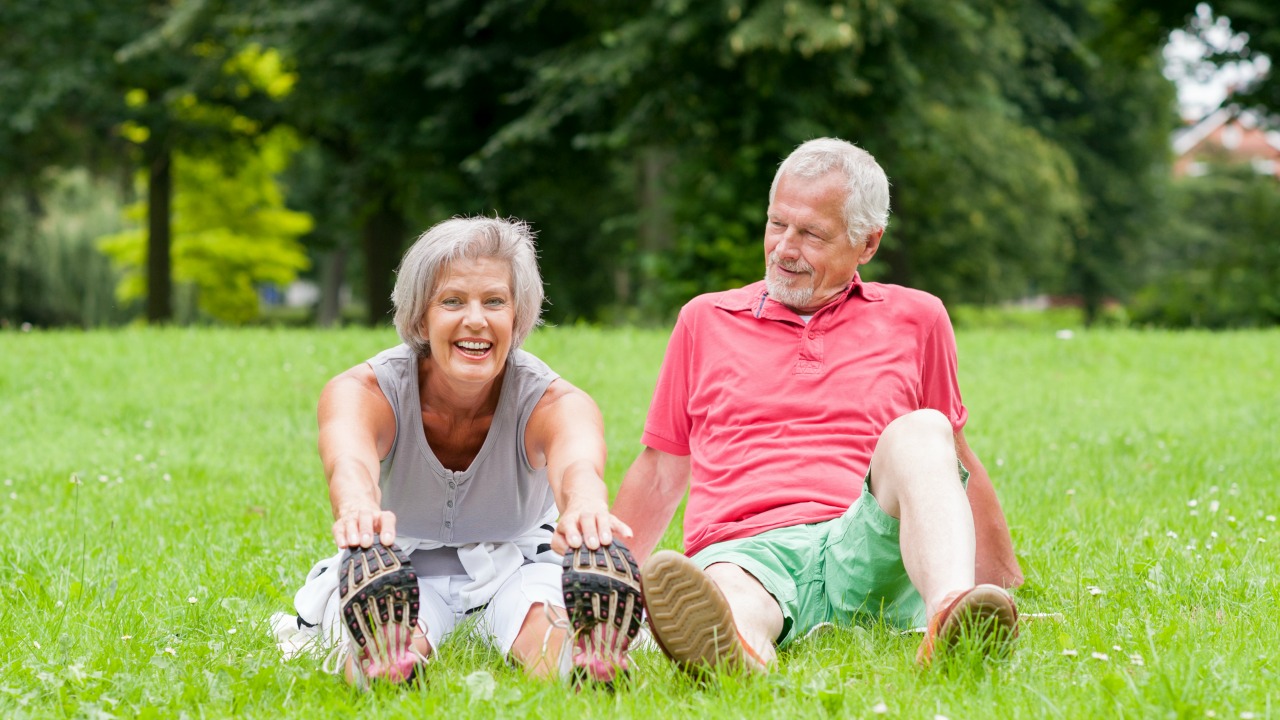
[{"x1": 1, "y1": 325, "x2": 1277, "y2": 718}]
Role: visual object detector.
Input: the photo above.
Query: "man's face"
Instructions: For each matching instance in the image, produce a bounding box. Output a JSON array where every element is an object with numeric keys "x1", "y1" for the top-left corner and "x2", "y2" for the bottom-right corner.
[{"x1": 764, "y1": 171, "x2": 881, "y2": 313}]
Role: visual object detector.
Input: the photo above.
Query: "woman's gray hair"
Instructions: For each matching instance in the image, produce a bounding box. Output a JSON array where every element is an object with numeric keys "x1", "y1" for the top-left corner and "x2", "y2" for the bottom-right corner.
[
  {"x1": 768, "y1": 138, "x2": 891, "y2": 246},
  {"x1": 392, "y1": 216, "x2": 544, "y2": 357}
]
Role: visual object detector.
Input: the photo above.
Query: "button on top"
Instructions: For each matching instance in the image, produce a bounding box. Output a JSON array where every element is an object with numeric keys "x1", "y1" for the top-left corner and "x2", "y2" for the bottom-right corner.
[{"x1": 448, "y1": 481, "x2": 455, "y2": 489}]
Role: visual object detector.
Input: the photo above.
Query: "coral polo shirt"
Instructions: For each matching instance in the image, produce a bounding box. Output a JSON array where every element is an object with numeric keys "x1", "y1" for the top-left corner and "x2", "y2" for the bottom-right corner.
[{"x1": 641, "y1": 275, "x2": 968, "y2": 557}]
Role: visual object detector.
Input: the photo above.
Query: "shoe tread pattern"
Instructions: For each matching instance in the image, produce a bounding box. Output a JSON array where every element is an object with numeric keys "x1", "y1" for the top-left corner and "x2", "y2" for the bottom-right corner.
[
  {"x1": 561, "y1": 539, "x2": 644, "y2": 658},
  {"x1": 640, "y1": 551, "x2": 745, "y2": 672},
  {"x1": 338, "y1": 541, "x2": 420, "y2": 651}
]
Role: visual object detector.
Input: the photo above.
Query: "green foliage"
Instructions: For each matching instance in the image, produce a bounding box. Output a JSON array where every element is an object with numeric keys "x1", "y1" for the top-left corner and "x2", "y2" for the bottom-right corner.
[
  {"x1": 1131, "y1": 167, "x2": 1280, "y2": 328},
  {"x1": 1, "y1": 327, "x2": 1279, "y2": 716},
  {"x1": 98, "y1": 129, "x2": 312, "y2": 324},
  {"x1": 0, "y1": 170, "x2": 129, "y2": 327},
  {"x1": 471, "y1": 0, "x2": 1160, "y2": 316}
]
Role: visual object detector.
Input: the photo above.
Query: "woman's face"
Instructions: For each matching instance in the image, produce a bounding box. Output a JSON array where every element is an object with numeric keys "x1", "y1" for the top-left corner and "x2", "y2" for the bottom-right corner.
[{"x1": 423, "y1": 256, "x2": 515, "y2": 387}]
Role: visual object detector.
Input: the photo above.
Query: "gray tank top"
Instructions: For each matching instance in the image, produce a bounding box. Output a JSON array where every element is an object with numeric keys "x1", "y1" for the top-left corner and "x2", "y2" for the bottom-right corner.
[{"x1": 368, "y1": 344, "x2": 559, "y2": 550}]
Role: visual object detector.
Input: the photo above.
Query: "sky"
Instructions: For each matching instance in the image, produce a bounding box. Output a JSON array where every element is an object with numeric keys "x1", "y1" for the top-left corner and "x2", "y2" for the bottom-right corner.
[{"x1": 1162, "y1": 4, "x2": 1272, "y2": 120}]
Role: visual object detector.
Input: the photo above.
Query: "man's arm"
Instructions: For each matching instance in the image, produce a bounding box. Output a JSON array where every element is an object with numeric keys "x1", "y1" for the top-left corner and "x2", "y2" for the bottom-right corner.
[
  {"x1": 956, "y1": 429, "x2": 1023, "y2": 588},
  {"x1": 611, "y1": 446, "x2": 691, "y2": 565}
]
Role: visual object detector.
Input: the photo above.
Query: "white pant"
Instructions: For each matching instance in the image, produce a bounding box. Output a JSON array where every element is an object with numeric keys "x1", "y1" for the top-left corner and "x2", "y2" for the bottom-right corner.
[{"x1": 417, "y1": 562, "x2": 563, "y2": 656}]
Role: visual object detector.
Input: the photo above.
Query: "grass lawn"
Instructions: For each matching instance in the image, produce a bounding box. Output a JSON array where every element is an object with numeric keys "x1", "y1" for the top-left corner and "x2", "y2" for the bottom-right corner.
[{"x1": 1, "y1": 325, "x2": 1277, "y2": 718}]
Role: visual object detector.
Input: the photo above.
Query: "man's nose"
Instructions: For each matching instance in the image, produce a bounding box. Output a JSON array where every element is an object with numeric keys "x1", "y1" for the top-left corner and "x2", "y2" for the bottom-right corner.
[{"x1": 775, "y1": 229, "x2": 801, "y2": 258}]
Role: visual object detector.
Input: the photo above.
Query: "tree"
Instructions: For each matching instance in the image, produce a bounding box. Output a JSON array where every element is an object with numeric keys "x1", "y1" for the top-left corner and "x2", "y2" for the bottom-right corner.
[
  {"x1": 478, "y1": 0, "x2": 1088, "y2": 314},
  {"x1": 0, "y1": 0, "x2": 292, "y2": 324},
  {"x1": 1132, "y1": 165, "x2": 1280, "y2": 328},
  {"x1": 98, "y1": 126, "x2": 312, "y2": 324}
]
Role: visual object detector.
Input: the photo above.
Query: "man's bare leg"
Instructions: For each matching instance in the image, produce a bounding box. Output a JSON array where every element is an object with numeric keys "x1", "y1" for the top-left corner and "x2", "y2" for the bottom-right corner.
[
  {"x1": 866, "y1": 409, "x2": 976, "y2": 619},
  {"x1": 704, "y1": 563, "x2": 785, "y2": 666}
]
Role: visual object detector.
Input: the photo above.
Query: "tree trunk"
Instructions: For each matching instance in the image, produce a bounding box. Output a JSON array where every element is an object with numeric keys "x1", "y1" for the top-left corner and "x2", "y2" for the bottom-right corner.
[
  {"x1": 316, "y1": 246, "x2": 348, "y2": 327},
  {"x1": 146, "y1": 148, "x2": 173, "y2": 323},
  {"x1": 633, "y1": 147, "x2": 674, "y2": 310},
  {"x1": 361, "y1": 196, "x2": 406, "y2": 326}
]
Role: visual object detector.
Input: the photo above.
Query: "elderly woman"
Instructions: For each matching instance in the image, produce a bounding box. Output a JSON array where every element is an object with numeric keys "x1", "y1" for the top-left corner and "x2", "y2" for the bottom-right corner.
[{"x1": 273, "y1": 217, "x2": 641, "y2": 686}]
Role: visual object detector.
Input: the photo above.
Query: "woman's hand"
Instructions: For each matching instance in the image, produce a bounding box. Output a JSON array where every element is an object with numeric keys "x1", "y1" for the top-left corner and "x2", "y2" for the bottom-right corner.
[
  {"x1": 552, "y1": 495, "x2": 633, "y2": 554},
  {"x1": 332, "y1": 503, "x2": 397, "y2": 549}
]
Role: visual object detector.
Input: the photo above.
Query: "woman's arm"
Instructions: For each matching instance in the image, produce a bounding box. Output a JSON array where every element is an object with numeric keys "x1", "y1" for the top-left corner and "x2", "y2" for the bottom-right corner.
[
  {"x1": 526, "y1": 378, "x2": 631, "y2": 552},
  {"x1": 318, "y1": 363, "x2": 398, "y2": 549}
]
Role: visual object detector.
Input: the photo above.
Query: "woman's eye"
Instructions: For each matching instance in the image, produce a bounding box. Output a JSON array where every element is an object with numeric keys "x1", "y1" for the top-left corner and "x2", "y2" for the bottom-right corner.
[
  {"x1": 484, "y1": 297, "x2": 507, "y2": 307},
  {"x1": 441, "y1": 298, "x2": 462, "y2": 307}
]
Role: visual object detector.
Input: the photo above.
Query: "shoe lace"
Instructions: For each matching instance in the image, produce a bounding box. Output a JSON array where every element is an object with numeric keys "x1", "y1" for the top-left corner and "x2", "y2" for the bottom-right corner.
[{"x1": 542, "y1": 602, "x2": 573, "y2": 678}]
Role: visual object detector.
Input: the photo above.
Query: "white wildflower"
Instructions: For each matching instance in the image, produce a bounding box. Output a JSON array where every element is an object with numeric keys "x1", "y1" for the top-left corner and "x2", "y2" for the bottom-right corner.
[
  {"x1": 1062, "y1": 649, "x2": 1078, "y2": 656},
  {"x1": 871, "y1": 702, "x2": 889, "y2": 714},
  {"x1": 1129, "y1": 654, "x2": 1144, "y2": 666},
  {"x1": 188, "y1": 596, "x2": 198, "y2": 604},
  {"x1": 1091, "y1": 652, "x2": 1109, "y2": 661}
]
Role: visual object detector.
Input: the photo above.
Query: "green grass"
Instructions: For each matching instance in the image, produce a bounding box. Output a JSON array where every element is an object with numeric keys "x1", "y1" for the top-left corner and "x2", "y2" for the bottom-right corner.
[{"x1": 1, "y1": 325, "x2": 1278, "y2": 718}]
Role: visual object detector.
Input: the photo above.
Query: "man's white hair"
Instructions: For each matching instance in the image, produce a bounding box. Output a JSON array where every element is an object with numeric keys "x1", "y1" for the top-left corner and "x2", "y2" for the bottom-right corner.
[{"x1": 768, "y1": 137, "x2": 891, "y2": 246}]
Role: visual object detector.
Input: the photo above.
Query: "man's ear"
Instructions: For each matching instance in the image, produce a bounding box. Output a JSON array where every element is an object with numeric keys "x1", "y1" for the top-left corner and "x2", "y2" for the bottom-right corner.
[{"x1": 858, "y1": 228, "x2": 884, "y2": 265}]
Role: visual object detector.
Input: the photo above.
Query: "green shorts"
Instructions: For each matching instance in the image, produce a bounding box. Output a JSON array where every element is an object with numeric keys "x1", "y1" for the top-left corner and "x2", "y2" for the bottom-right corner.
[{"x1": 689, "y1": 463, "x2": 969, "y2": 646}]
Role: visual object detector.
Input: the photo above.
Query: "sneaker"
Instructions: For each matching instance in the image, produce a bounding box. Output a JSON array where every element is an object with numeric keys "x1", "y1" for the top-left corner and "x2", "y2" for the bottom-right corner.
[
  {"x1": 640, "y1": 550, "x2": 767, "y2": 675},
  {"x1": 338, "y1": 540, "x2": 421, "y2": 684},
  {"x1": 561, "y1": 539, "x2": 644, "y2": 686},
  {"x1": 915, "y1": 583, "x2": 1019, "y2": 666}
]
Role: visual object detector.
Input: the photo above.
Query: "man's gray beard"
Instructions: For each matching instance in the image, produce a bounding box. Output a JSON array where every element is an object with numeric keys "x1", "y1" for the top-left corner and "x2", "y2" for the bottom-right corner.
[{"x1": 764, "y1": 272, "x2": 813, "y2": 311}]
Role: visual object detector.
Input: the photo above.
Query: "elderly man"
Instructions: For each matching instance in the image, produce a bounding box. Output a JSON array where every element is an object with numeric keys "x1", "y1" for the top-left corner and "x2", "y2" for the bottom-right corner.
[{"x1": 613, "y1": 138, "x2": 1023, "y2": 672}]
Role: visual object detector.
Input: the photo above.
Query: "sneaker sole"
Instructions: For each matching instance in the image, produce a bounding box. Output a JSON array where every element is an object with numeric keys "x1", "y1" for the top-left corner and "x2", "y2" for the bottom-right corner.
[
  {"x1": 339, "y1": 541, "x2": 420, "y2": 679},
  {"x1": 919, "y1": 583, "x2": 1018, "y2": 665},
  {"x1": 562, "y1": 539, "x2": 643, "y2": 685},
  {"x1": 640, "y1": 551, "x2": 761, "y2": 673}
]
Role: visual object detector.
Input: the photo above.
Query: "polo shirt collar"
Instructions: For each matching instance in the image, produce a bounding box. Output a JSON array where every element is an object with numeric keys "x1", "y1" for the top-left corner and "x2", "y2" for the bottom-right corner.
[{"x1": 716, "y1": 273, "x2": 884, "y2": 319}]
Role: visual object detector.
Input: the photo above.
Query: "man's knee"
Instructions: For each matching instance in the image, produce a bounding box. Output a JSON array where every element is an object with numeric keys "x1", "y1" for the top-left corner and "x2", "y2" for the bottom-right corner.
[{"x1": 880, "y1": 409, "x2": 954, "y2": 449}]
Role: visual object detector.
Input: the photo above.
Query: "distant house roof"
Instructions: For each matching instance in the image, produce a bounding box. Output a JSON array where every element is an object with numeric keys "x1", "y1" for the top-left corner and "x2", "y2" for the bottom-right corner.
[{"x1": 1173, "y1": 105, "x2": 1280, "y2": 178}]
